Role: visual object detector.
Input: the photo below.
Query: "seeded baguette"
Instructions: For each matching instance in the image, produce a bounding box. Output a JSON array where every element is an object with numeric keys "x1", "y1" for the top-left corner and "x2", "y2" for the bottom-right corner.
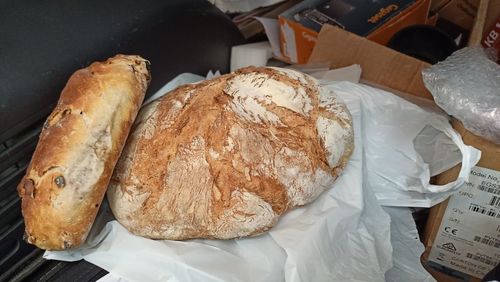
[{"x1": 17, "y1": 55, "x2": 150, "y2": 250}]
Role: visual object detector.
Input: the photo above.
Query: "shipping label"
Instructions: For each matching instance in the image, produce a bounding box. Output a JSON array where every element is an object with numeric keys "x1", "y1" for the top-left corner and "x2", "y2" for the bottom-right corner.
[{"x1": 429, "y1": 166, "x2": 500, "y2": 278}]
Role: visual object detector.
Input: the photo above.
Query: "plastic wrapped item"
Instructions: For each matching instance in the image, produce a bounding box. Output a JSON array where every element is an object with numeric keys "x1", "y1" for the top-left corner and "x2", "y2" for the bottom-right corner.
[{"x1": 422, "y1": 47, "x2": 500, "y2": 144}]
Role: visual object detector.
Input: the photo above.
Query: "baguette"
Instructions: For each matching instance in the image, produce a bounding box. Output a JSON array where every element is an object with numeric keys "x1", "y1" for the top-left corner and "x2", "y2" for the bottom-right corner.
[{"x1": 18, "y1": 55, "x2": 150, "y2": 250}]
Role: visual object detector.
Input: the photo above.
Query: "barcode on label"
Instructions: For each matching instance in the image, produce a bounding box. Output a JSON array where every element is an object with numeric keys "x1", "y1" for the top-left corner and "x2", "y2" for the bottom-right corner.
[
  {"x1": 489, "y1": 196, "x2": 500, "y2": 207},
  {"x1": 479, "y1": 185, "x2": 500, "y2": 195},
  {"x1": 466, "y1": 253, "x2": 498, "y2": 267},
  {"x1": 469, "y1": 203, "x2": 500, "y2": 218},
  {"x1": 474, "y1": 236, "x2": 500, "y2": 248}
]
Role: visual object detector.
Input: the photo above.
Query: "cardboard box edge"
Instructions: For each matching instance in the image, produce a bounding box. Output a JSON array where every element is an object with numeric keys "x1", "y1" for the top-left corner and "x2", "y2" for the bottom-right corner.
[{"x1": 308, "y1": 25, "x2": 433, "y2": 100}]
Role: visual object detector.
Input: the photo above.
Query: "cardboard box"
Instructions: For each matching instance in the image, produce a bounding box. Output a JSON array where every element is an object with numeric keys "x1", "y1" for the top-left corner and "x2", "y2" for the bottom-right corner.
[
  {"x1": 431, "y1": 0, "x2": 453, "y2": 12},
  {"x1": 308, "y1": 25, "x2": 433, "y2": 100},
  {"x1": 422, "y1": 119, "x2": 500, "y2": 281},
  {"x1": 434, "y1": 0, "x2": 479, "y2": 30},
  {"x1": 482, "y1": 1, "x2": 500, "y2": 60},
  {"x1": 278, "y1": 0, "x2": 431, "y2": 63},
  {"x1": 484, "y1": 1, "x2": 500, "y2": 38},
  {"x1": 482, "y1": 17, "x2": 500, "y2": 59},
  {"x1": 308, "y1": 25, "x2": 500, "y2": 281}
]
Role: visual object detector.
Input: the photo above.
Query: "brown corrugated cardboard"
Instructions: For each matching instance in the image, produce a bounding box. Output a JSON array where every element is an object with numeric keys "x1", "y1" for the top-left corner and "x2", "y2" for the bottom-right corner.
[
  {"x1": 308, "y1": 25, "x2": 433, "y2": 100},
  {"x1": 436, "y1": 0, "x2": 479, "y2": 30},
  {"x1": 451, "y1": 120, "x2": 500, "y2": 170},
  {"x1": 484, "y1": 1, "x2": 500, "y2": 36},
  {"x1": 427, "y1": 13, "x2": 439, "y2": 25},
  {"x1": 468, "y1": 0, "x2": 489, "y2": 45},
  {"x1": 482, "y1": 2, "x2": 500, "y2": 60},
  {"x1": 482, "y1": 17, "x2": 500, "y2": 61},
  {"x1": 431, "y1": 0, "x2": 453, "y2": 12}
]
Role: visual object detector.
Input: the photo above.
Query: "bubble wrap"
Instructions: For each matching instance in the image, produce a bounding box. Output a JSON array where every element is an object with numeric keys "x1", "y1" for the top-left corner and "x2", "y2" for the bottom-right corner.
[{"x1": 422, "y1": 47, "x2": 500, "y2": 144}]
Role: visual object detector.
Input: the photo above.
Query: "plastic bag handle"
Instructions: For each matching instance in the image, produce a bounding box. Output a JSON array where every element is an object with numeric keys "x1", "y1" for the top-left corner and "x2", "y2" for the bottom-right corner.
[{"x1": 424, "y1": 117, "x2": 482, "y2": 193}]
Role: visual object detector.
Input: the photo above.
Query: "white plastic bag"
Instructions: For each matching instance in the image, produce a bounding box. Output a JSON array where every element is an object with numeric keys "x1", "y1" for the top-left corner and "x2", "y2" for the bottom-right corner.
[
  {"x1": 325, "y1": 81, "x2": 481, "y2": 207},
  {"x1": 384, "y1": 207, "x2": 436, "y2": 282}
]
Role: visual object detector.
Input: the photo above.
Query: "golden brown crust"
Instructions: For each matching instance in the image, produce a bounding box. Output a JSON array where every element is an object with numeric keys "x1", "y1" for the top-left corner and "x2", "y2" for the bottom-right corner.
[
  {"x1": 108, "y1": 66, "x2": 353, "y2": 240},
  {"x1": 18, "y1": 54, "x2": 150, "y2": 250}
]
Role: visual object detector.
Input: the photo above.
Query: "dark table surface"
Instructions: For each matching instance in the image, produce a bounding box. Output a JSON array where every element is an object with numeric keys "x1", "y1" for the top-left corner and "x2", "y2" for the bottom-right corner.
[{"x1": 0, "y1": 1, "x2": 244, "y2": 281}]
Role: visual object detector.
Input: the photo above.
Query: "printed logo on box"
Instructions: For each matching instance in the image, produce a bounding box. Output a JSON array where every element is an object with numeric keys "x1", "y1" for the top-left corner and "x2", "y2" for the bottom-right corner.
[{"x1": 442, "y1": 242, "x2": 457, "y2": 251}]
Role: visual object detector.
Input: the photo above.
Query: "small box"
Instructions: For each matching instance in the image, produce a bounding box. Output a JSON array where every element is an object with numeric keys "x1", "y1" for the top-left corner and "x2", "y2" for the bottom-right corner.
[
  {"x1": 278, "y1": 0, "x2": 431, "y2": 63},
  {"x1": 423, "y1": 119, "x2": 500, "y2": 281}
]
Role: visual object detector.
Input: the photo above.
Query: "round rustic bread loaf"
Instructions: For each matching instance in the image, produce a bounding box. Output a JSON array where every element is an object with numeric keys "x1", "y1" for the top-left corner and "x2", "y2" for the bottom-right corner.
[{"x1": 108, "y1": 67, "x2": 353, "y2": 240}]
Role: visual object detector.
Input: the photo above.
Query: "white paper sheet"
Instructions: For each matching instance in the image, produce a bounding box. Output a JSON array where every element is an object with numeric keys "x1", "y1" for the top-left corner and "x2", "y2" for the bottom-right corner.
[
  {"x1": 45, "y1": 76, "x2": 394, "y2": 282},
  {"x1": 230, "y1": 41, "x2": 273, "y2": 71},
  {"x1": 94, "y1": 206, "x2": 437, "y2": 282},
  {"x1": 209, "y1": 0, "x2": 286, "y2": 13},
  {"x1": 255, "y1": 18, "x2": 282, "y2": 58}
]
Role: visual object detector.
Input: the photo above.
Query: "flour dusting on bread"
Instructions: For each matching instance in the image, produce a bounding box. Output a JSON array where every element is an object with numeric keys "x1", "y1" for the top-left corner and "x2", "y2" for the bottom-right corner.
[{"x1": 108, "y1": 66, "x2": 354, "y2": 240}]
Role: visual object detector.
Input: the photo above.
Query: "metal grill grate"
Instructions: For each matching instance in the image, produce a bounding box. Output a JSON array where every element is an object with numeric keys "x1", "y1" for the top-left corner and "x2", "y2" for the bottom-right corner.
[
  {"x1": 0, "y1": 112, "x2": 110, "y2": 282},
  {"x1": 0, "y1": 121, "x2": 43, "y2": 281}
]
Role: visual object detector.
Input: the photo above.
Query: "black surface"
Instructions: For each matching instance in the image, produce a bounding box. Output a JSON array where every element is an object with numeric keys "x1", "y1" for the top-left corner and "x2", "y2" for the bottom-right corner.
[
  {"x1": 436, "y1": 18, "x2": 471, "y2": 49},
  {"x1": 388, "y1": 24, "x2": 458, "y2": 64},
  {"x1": 0, "y1": 1, "x2": 244, "y2": 281},
  {"x1": 0, "y1": 0, "x2": 244, "y2": 145},
  {"x1": 483, "y1": 263, "x2": 500, "y2": 281},
  {"x1": 14, "y1": 259, "x2": 108, "y2": 282}
]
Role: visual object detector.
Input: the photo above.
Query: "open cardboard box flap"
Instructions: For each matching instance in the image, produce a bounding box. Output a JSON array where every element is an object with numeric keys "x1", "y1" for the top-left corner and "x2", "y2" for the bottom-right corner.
[{"x1": 308, "y1": 25, "x2": 433, "y2": 100}]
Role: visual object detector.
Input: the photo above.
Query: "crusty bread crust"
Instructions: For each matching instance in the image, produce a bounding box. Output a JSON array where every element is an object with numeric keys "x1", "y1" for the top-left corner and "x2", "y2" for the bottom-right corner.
[
  {"x1": 108, "y1": 66, "x2": 353, "y2": 240},
  {"x1": 18, "y1": 55, "x2": 150, "y2": 250}
]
